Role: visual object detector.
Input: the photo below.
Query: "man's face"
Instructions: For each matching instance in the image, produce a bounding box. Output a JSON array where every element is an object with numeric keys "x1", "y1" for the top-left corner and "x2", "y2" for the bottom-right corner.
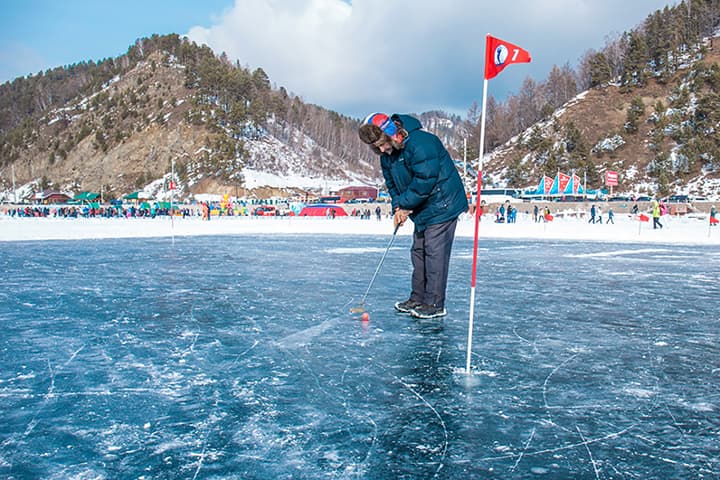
[{"x1": 373, "y1": 136, "x2": 396, "y2": 154}]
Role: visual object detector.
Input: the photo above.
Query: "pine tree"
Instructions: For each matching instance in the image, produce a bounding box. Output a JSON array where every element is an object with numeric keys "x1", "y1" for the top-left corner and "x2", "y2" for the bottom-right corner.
[
  {"x1": 621, "y1": 32, "x2": 649, "y2": 90},
  {"x1": 588, "y1": 52, "x2": 612, "y2": 87},
  {"x1": 624, "y1": 97, "x2": 646, "y2": 133}
]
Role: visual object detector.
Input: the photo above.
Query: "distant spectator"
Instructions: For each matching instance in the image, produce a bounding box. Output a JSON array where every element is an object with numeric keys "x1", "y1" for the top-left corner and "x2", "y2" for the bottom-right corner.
[
  {"x1": 607, "y1": 207, "x2": 615, "y2": 224},
  {"x1": 588, "y1": 204, "x2": 596, "y2": 224},
  {"x1": 710, "y1": 205, "x2": 717, "y2": 227},
  {"x1": 652, "y1": 199, "x2": 663, "y2": 229}
]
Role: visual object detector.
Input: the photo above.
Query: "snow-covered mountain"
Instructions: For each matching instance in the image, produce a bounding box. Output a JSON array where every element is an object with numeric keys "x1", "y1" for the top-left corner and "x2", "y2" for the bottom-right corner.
[{"x1": 0, "y1": 35, "x2": 382, "y2": 203}]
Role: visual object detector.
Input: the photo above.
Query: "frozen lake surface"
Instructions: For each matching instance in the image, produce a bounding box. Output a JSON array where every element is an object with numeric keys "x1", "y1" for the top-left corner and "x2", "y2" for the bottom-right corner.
[{"x1": 1, "y1": 235, "x2": 719, "y2": 479}]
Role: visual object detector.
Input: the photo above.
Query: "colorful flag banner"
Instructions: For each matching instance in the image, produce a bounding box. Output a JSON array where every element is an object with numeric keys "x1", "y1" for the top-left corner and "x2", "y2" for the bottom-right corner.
[
  {"x1": 543, "y1": 176, "x2": 553, "y2": 195},
  {"x1": 558, "y1": 172, "x2": 571, "y2": 193},
  {"x1": 484, "y1": 34, "x2": 532, "y2": 80}
]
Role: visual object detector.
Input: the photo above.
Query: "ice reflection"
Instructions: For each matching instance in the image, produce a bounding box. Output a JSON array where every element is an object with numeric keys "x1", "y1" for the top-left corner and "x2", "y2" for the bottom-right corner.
[{"x1": 0, "y1": 236, "x2": 718, "y2": 478}]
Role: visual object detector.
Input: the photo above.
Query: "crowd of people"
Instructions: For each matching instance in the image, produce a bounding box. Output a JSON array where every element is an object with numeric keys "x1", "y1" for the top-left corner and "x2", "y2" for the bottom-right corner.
[
  {"x1": 587, "y1": 204, "x2": 615, "y2": 224},
  {"x1": 3, "y1": 199, "x2": 716, "y2": 230},
  {"x1": 4, "y1": 204, "x2": 193, "y2": 219},
  {"x1": 349, "y1": 206, "x2": 384, "y2": 220}
]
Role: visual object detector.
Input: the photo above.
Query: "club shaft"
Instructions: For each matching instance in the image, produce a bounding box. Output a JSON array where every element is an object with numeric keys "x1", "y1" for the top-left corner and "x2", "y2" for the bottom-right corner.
[{"x1": 358, "y1": 225, "x2": 399, "y2": 306}]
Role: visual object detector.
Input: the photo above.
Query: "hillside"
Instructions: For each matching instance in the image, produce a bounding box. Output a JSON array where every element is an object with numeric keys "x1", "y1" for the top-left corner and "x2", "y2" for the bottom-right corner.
[
  {"x1": 484, "y1": 37, "x2": 720, "y2": 198},
  {"x1": 0, "y1": 35, "x2": 380, "y2": 202}
]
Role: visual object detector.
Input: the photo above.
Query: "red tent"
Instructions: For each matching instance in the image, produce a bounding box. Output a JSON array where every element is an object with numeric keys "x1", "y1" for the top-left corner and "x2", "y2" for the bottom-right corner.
[{"x1": 298, "y1": 204, "x2": 348, "y2": 217}]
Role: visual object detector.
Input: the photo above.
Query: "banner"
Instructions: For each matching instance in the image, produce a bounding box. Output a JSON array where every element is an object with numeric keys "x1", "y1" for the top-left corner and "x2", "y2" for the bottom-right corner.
[
  {"x1": 543, "y1": 176, "x2": 553, "y2": 194},
  {"x1": 606, "y1": 171, "x2": 619, "y2": 186},
  {"x1": 558, "y1": 172, "x2": 571, "y2": 193},
  {"x1": 484, "y1": 35, "x2": 532, "y2": 80}
]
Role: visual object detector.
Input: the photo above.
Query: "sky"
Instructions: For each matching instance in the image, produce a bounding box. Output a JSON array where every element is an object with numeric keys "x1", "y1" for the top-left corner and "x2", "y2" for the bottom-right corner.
[{"x1": 1, "y1": 0, "x2": 678, "y2": 120}]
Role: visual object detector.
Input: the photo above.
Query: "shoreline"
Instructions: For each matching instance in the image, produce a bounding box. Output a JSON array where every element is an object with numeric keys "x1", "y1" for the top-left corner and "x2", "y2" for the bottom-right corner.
[{"x1": 1, "y1": 213, "x2": 718, "y2": 245}]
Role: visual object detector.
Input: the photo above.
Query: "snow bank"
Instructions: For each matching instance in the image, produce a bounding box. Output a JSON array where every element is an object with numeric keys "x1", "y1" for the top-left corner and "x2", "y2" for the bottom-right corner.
[{"x1": 1, "y1": 212, "x2": 718, "y2": 245}]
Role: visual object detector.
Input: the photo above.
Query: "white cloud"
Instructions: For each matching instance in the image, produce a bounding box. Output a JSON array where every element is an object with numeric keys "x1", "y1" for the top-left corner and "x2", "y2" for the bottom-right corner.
[{"x1": 187, "y1": 0, "x2": 676, "y2": 119}]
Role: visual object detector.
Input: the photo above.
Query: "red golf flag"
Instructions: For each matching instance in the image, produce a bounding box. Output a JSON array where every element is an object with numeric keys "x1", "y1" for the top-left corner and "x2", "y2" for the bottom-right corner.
[{"x1": 484, "y1": 34, "x2": 532, "y2": 80}]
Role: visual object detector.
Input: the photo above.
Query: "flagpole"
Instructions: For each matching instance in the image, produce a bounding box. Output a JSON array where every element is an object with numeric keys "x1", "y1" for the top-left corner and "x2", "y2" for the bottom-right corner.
[
  {"x1": 465, "y1": 33, "x2": 531, "y2": 374},
  {"x1": 463, "y1": 138, "x2": 467, "y2": 186},
  {"x1": 171, "y1": 158, "x2": 175, "y2": 245},
  {"x1": 12, "y1": 164, "x2": 17, "y2": 204},
  {"x1": 466, "y1": 77, "x2": 489, "y2": 374}
]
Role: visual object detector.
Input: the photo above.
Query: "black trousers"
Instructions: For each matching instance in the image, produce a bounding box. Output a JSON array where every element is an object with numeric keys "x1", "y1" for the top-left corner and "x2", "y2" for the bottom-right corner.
[{"x1": 409, "y1": 218, "x2": 458, "y2": 309}]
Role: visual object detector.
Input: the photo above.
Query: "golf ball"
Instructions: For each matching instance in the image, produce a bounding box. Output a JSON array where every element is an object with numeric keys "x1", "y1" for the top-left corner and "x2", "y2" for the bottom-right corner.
[{"x1": 361, "y1": 312, "x2": 370, "y2": 321}]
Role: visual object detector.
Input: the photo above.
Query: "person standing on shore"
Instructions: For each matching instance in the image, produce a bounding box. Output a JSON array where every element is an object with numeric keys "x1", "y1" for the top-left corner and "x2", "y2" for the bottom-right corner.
[
  {"x1": 359, "y1": 113, "x2": 468, "y2": 319},
  {"x1": 710, "y1": 205, "x2": 717, "y2": 226},
  {"x1": 652, "y1": 199, "x2": 663, "y2": 229}
]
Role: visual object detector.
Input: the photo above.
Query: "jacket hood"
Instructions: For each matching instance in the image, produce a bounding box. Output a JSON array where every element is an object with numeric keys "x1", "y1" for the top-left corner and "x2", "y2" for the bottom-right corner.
[{"x1": 391, "y1": 114, "x2": 422, "y2": 133}]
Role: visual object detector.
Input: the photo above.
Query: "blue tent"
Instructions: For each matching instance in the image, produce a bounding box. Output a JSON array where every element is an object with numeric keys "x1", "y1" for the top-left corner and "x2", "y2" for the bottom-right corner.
[
  {"x1": 562, "y1": 174, "x2": 585, "y2": 195},
  {"x1": 526, "y1": 175, "x2": 554, "y2": 196}
]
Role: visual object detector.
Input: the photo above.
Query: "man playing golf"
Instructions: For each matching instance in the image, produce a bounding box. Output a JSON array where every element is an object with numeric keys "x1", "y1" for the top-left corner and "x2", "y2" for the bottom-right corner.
[{"x1": 359, "y1": 113, "x2": 468, "y2": 319}]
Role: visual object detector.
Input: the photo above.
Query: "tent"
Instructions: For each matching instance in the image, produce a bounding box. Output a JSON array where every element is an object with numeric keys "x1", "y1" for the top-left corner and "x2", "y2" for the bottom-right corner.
[
  {"x1": 525, "y1": 172, "x2": 587, "y2": 199},
  {"x1": 299, "y1": 204, "x2": 348, "y2": 217},
  {"x1": 547, "y1": 173, "x2": 571, "y2": 195},
  {"x1": 525, "y1": 176, "x2": 553, "y2": 197},
  {"x1": 561, "y1": 174, "x2": 585, "y2": 195},
  {"x1": 74, "y1": 191, "x2": 99, "y2": 201},
  {"x1": 70, "y1": 192, "x2": 100, "y2": 204}
]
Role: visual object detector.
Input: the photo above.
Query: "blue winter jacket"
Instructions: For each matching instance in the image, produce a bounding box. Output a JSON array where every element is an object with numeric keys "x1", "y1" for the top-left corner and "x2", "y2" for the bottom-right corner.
[{"x1": 380, "y1": 114, "x2": 468, "y2": 232}]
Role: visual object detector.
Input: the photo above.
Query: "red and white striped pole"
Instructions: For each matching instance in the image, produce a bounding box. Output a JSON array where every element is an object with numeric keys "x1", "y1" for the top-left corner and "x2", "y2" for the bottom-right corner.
[
  {"x1": 466, "y1": 33, "x2": 531, "y2": 373},
  {"x1": 466, "y1": 77, "x2": 489, "y2": 374}
]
